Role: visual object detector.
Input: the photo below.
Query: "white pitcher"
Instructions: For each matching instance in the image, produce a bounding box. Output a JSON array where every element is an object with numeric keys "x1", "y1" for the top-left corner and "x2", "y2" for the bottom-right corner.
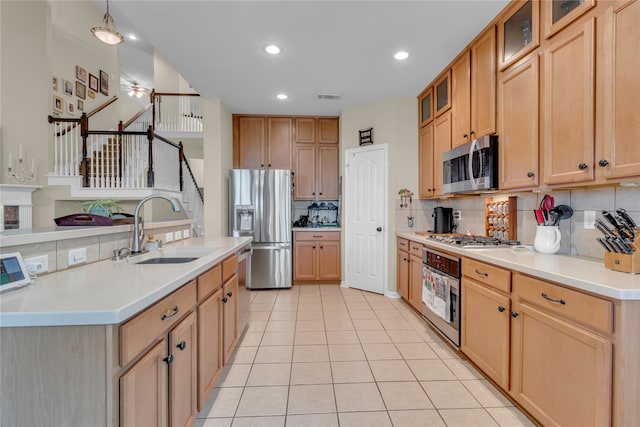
[{"x1": 534, "y1": 225, "x2": 561, "y2": 254}]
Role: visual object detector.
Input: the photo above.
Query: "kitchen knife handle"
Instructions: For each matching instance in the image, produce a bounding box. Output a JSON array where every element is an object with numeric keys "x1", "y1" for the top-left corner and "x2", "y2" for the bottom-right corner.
[
  {"x1": 617, "y1": 208, "x2": 637, "y2": 229},
  {"x1": 596, "y1": 237, "x2": 612, "y2": 252}
]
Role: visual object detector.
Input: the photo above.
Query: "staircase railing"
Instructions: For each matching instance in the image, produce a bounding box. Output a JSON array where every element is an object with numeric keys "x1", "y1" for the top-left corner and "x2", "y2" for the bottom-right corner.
[{"x1": 152, "y1": 91, "x2": 202, "y2": 133}]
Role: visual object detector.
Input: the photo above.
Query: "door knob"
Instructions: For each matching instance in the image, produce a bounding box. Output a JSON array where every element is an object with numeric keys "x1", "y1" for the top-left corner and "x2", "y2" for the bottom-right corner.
[{"x1": 376, "y1": 227, "x2": 382, "y2": 232}]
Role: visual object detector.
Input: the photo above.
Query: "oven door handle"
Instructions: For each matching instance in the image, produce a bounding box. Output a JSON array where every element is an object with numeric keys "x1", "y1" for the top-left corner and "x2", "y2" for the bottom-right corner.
[{"x1": 468, "y1": 138, "x2": 480, "y2": 190}]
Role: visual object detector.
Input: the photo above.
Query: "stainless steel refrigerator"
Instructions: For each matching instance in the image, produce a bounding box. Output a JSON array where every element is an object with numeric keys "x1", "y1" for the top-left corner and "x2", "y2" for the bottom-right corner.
[{"x1": 229, "y1": 169, "x2": 292, "y2": 289}]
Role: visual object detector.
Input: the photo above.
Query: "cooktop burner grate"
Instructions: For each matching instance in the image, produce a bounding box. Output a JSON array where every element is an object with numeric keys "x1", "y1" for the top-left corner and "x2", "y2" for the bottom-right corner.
[{"x1": 428, "y1": 234, "x2": 520, "y2": 248}]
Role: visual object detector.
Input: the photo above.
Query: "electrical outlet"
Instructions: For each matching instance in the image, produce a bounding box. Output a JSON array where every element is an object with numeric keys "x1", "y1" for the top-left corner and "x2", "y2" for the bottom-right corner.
[
  {"x1": 25, "y1": 255, "x2": 49, "y2": 274},
  {"x1": 584, "y1": 210, "x2": 596, "y2": 229},
  {"x1": 68, "y1": 248, "x2": 87, "y2": 266},
  {"x1": 183, "y1": 229, "x2": 190, "y2": 239},
  {"x1": 454, "y1": 210, "x2": 462, "y2": 221},
  {"x1": 165, "y1": 232, "x2": 174, "y2": 242},
  {"x1": 174, "y1": 230, "x2": 182, "y2": 240}
]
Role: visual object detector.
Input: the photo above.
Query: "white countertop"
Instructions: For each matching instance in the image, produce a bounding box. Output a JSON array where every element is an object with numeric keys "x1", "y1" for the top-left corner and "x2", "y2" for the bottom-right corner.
[
  {"x1": 398, "y1": 232, "x2": 640, "y2": 301},
  {"x1": 293, "y1": 227, "x2": 341, "y2": 232},
  {"x1": 0, "y1": 236, "x2": 251, "y2": 327}
]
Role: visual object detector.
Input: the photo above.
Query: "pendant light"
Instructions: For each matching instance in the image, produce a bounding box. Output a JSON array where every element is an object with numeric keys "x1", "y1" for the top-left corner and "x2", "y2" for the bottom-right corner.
[{"x1": 91, "y1": 0, "x2": 124, "y2": 45}]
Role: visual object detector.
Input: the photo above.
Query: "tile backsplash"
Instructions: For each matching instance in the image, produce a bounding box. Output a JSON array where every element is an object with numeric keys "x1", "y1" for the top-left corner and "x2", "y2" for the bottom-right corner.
[{"x1": 395, "y1": 186, "x2": 640, "y2": 260}]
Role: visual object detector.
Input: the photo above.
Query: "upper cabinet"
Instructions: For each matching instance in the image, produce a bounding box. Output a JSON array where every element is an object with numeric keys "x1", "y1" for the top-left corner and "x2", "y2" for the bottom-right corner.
[
  {"x1": 434, "y1": 70, "x2": 452, "y2": 117},
  {"x1": 317, "y1": 118, "x2": 339, "y2": 144},
  {"x1": 599, "y1": 0, "x2": 640, "y2": 181},
  {"x1": 451, "y1": 27, "x2": 497, "y2": 148},
  {"x1": 418, "y1": 122, "x2": 435, "y2": 198},
  {"x1": 543, "y1": 0, "x2": 595, "y2": 39},
  {"x1": 418, "y1": 86, "x2": 434, "y2": 128},
  {"x1": 233, "y1": 116, "x2": 293, "y2": 169},
  {"x1": 498, "y1": 0, "x2": 540, "y2": 70},
  {"x1": 295, "y1": 118, "x2": 316, "y2": 144}
]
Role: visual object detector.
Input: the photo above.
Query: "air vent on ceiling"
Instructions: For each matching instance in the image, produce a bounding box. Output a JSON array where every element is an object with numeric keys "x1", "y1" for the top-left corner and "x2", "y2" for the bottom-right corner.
[{"x1": 317, "y1": 94, "x2": 341, "y2": 100}]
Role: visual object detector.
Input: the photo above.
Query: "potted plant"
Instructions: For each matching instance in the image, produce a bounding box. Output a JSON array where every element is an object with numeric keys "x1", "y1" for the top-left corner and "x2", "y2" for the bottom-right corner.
[{"x1": 81, "y1": 199, "x2": 124, "y2": 217}]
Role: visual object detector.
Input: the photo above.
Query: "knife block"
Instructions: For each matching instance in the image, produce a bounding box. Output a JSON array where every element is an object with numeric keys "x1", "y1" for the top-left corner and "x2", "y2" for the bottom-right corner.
[{"x1": 604, "y1": 232, "x2": 640, "y2": 274}]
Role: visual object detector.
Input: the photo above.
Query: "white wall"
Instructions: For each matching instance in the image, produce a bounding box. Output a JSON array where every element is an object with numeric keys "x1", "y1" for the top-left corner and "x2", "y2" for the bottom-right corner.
[{"x1": 340, "y1": 97, "x2": 418, "y2": 293}]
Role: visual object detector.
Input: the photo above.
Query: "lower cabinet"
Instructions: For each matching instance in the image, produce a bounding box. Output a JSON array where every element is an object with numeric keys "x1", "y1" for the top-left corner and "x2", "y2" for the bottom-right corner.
[
  {"x1": 397, "y1": 238, "x2": 423, "y2": 312},
  {"x1": 168, "y1": 312, "x2": 198, "y2": 427},
  {"x1": 396, "y1": 241, "x2": 409, "y2": 300},
  {"x1": 408, "y1": 253, "x2": 423, "y2": 312},
  {"x1": 223, "y1": 274, "x2": 238, "y2": 363},
  {"x1": 197, "y1": 288, "x2": 223, "y2": 411},
  {"x1": 293, "y1": 231, "x2": 341, "y2": 284}
]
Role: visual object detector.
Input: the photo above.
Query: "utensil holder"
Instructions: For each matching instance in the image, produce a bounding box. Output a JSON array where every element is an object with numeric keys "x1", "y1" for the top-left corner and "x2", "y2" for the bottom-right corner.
[{"x1": 604, "y1": 231, "x2": 640, "y2": 274}]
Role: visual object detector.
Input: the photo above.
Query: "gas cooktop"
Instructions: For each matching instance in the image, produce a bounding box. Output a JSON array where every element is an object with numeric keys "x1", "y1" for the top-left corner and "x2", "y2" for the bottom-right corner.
[{"x1": 428, "y1": 234, "x2": 520, "y2": 248}]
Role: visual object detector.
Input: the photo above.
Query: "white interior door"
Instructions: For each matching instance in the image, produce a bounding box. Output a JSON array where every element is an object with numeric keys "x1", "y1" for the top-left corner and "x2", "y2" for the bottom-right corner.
[{"x1": 345, "y1": 144, "x2": 387, "y2": 294}]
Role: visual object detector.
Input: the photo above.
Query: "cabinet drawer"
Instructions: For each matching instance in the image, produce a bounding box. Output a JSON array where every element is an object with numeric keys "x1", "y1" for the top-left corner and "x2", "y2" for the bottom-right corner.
[
  {"x1": 295, "y1": 231, "x2": 340, "y2": 241},
  {"x1": 120, "y1": 280, "x2": 197, "y2": 366},
  {"x1": 397, "y1": 238, "x2": 409, "y2": 251},
  {"x1": 409, "y1": 241, "x2": 423, "y2": 257},
  {"x1": 222, "y1": 254, "x2": 238, "y2": 283},
  {"x1": 513, "y1": 274, "x2": 613, "y2": 335},
  {"x1": 462, "y1": 258, "x2": 511, "y2": 293},
  {"x1": 197, "y1": 264, "x2": 222, "y2": 301}
]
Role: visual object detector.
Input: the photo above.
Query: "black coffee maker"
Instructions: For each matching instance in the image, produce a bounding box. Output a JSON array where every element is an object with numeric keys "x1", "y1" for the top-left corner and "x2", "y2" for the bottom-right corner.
[{"x1": 433, "y1": 207, "x2": 454, "y2": 234}]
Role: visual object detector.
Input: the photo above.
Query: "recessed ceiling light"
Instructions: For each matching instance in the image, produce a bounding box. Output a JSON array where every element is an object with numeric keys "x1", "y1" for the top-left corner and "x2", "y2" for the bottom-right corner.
[
  {"x1": 128, "y1": 34, "x2": 137, "y2": 41},
  {"x1": 276, "y1": 93, "x2": 288, "y2": 100},
  {"x1": 265, "y1": 45, "x2": 282, "y2": 55},
  {"x1": 394, "y1": 51, "x2": 410, "y2": 60}
]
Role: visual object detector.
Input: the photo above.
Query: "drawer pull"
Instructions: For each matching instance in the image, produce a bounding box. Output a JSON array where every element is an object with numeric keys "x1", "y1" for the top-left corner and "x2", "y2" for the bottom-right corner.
[
  {"x1": 474, "y1": 269, "x2": 489, "y2": 277},
  {"x1": 541, "y1": 292, "x2": 566, "y2": 305},
  {"x1": 177, "y1": 341, "x2": 186, "y2": 351},
  {"x1": 161, "y1": 305, "x2": 179, "y2": 321},
  {"x1": 222, "y1": 297, "x2": 228, "y2": 303},
  {"x1": 511, "y1": 311, "x2": 519, "y2": 318},
  {"x1": 164, "y1": 355, "x2": 174, "y2": 365},
  {"x1": 226, "y1": 292, "x2": 233, "y2": 297},
  {"x1": 498, "y1": 305, "x2": 506, "y2": 312}
]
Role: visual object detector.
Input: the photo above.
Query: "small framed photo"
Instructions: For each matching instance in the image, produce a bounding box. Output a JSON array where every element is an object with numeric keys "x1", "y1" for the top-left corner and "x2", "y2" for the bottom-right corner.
[
  {"x1": 53, "y1": 76, "x2": 58, "y2": 92},
  {"x1": 76, "y1": 65, "x2": 87, "y2": 82},
  {"x1": 88, "y1": 90, "x2": 96, "y2": 99},
  {"x1": 67, "y1": 102, "x2": 74, "y2": 114},
  {"x1": 53, "y1": 95, "x2": 63, "y2": 113},
  {"x1": 88, "y1": 73, "x2": 99, "y2": 92},
  {"x1": 359, "y1": 127, "x2": 374, "y2": 146},
  {"x1": 76, "y1": 81, "x2": 86, "y2": 99},
  {"x1": 77, "y1": 99, "x2": 84, "y2": 111},
  {"x1": 64, "y1": 79, "x2": 73, "y2": 96},
  {"x1": 99, "y1": 70, "x2": 109, "y2": 96}
]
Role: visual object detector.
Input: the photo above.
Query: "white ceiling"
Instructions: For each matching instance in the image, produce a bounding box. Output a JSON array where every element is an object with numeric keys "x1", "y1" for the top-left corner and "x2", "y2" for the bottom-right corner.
[{"x1": 108, "y1": 0, "x2": 509, "y2": 116}]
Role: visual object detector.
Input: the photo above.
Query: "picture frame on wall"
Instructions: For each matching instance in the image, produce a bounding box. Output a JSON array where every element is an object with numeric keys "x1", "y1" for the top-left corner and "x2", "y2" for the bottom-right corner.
[
  {"x1": 76, "y1": 81, "x2": 86, "y2": 99},
  {"x1": 88, "y1": 90, "x2": 96, "y2": 99},
  {"x1": 77, "y1": 100, "x2": 84, "y2": 111},
  {"x1": 99, "y1": 70, "x2": 109, "y2": 96},
  {"x1": 88, "y1": 73, "x2": 98, "y2": 92},
  {"x1": 76, "y1": 66, "x2": 87, "y2": 82},
  {"x1": 64, "y1": 80, "x2": 73, "y2": 96},
  {"x1": 53, "y1": 95, "x2": 63, "y2": 113},
  {"x1": 67, "y1": 102, "x2": 74, "y2": 114},
  {"x1": 53, "y1": 76, "x2": 58, "y2": 92}
]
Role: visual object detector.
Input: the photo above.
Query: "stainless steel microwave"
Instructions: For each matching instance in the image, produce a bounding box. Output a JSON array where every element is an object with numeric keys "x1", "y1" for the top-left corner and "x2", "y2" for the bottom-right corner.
[{"x1": 443, "y1": 135, "x2": 498, "y2": 194}]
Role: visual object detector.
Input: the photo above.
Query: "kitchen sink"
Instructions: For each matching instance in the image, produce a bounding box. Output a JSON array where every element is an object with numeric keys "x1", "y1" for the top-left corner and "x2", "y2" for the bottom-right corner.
[
  {"x1": 130, "y1": 246, "x2": 220, "y2": 264},
  {"x1": 136, "y1": 257, "x2": 199, "y2": 264}
]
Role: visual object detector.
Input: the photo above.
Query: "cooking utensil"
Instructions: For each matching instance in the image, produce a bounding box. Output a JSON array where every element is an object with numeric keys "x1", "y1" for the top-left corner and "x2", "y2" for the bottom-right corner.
[
  {"x1": 552, "y1": 205, "x2": 574, "y2": 220},
  {"x1": 534, "y1": 209, "x2": 545, "y2": 225},
  {"x1": 617, "y1": 208, "x2": 637, "y2": 228},
  {"x1": 540, "y1": 194, "x2": 555, "y2": 211}
]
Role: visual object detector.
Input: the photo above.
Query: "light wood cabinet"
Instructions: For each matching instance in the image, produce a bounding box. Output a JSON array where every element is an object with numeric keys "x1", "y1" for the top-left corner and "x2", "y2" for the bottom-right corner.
[
  {"x1": 197, "y1": 287, "x2": 223, "y2": 411},
  {"x1": 434, "y1": 70, "x2": 451, "y2": 117},
  {"x1": 396, "y1": 239, "x2": 409, "y2": 300},
  {"x1": 418, "y1": 122, "x2": 435, "y2": 198},
  {"x1": 433, "y1": 111, "x2": 452, "y2": 197},
  {"x1": 222, "y1": 274, "x2": 238, "y2": 364},
  {"x1": 293, "y1": 231, "x2": 341, "y2": 283},
  {"x1": 542, "y1": 18, "x2": 596, "y2": 185},
  {"x1": 498, "y1": 54, "x2": 540, "y2": 190},
  {"x1": 120, "y1": 340, "x2": 168, "y2": 427},
  {"x1": 542, "y1": 0, "x2": 595, "y2": 39},
  {"x1": 295, "y1": 117, "x2": 316, "y2": 143},
  {"x1": 600, "y1": 0, "x2": 640, "y2": 181},
  {"x1": 168, "y1": 311, "x2": 198, "y2": 427},
  {"x1": 293, "y1": 118, "x2": 339, "y2": 200},
  {"x1": 498, "y1": 0, "x2": 540, "y2": 70},
  {"x1": 461, "y1": 278, "x2": 511, "y2": 389},
  {"x1": 233, "y1": 116, "x2": 292, "y2": 169},
  {"x1": 409, "y1": 253, "x2": 423, "y2": 312},
  {"x1": 452, "y1": 51, "x2": 472, "y2": 148},
  {"x1": 418, "y1": 86, "x2": 434, "y2": 128}
]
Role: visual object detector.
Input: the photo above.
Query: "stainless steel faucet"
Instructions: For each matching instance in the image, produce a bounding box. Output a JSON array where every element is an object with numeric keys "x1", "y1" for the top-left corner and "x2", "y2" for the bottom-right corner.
[{"x1": 131, "y1": 195, "x2": 181, "y2": 254}]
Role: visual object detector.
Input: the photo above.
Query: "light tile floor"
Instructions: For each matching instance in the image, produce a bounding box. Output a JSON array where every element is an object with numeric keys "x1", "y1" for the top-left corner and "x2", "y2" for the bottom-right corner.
[{"x1": 195, "y1": 285, "x2": 535, "y2": 427}]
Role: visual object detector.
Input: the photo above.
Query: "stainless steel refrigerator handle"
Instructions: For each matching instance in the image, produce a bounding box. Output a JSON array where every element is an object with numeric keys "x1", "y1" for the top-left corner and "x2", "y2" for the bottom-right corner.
[{"x1": 252, "y1": 243, "x2": 291, "y2": 250}]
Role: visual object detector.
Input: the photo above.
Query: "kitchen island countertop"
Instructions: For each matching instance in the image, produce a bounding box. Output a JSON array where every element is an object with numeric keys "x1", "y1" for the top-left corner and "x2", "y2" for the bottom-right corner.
[
  {"x1": 0, "y1": 236, "x2": 251, "y2": 327},
  {"x1": 398, "y1": 231, "x2": 640, "y2": 300}
]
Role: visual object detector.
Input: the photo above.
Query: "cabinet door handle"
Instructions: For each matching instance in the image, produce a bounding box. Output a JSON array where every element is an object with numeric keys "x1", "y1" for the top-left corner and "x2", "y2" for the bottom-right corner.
[
  {"x1": 527, "y1": 171, "x2": 535, "y2": 178},
  {"x1": 319, "y1": 192, "x2": 323, "y2": 195},
  {"x1": 498, "y1": 306, "x2": 506, "y2": 312},
  {"x1": 312, "y1": 246, "x2": 316, "y2": 249},
  {"x1": 470, "y1": 130, "x2": 475, "y2": 136},
  {"x1": 268, "y1": 164, "x2": 272, "y2": 168},
  {"x1": 176, "y1": 341, "x2": 186, "y2": 351},
  {"x1": 598, "y1": 159, "x2": 609, "y2": 167},
  {"x1": 226, "y1": 292, "x2": 233, "y2": 297},
  {"x1": 222, "y1": 297, "x2": 228, "y2": 303},
  {"x1": 474, "y1": 269, "x2": 488, "y2": 277},
  {"x1": 541, "y1": 292, "x2": 566, "y2": 305},
  {"x1": 161, "y1": 305, "x2": 179, "y2": 320},
  {"x1": 164, "y1": 355, "x2": 174, "y2": 365},
  {"x1": 511, "y1": 311, "x2": 519, "y2": 318},
  {"x1": 463, "y1": 133, "x2": 468, "y2": 139},
  {"x1": 320, "y1": 246, "x2": 323, "y2": 249},
  {"x1": 578, "y1": 163, "x2": 588, "y2": 170}
]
